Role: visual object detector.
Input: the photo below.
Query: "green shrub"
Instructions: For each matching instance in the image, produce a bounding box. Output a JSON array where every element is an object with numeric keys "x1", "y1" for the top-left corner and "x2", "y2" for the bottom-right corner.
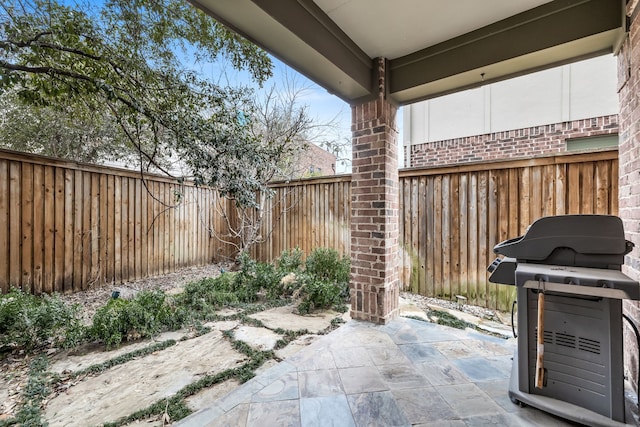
[
  {"x1": 177, "y1": 274, "x2": 240, "y2": 316},
  {"x1": 234, "y1": 252, "x2": 285, "y2": 301},
  {"x1": 296, "y1": 276, "x2": 346, "y2": 315},
  {"x1": 90, "y1": 290, "x2": 177, "y2": 348},
  {"x1": 296, "y1": 248, "x2": 351, "y2": 314},
  {"x1": 305, "y1": 248, "x2": 350, "y2": 290},
  {"x1": 0, "y1": 288, "x2": 85, "y2": 350},
  {"x1": 251, "y1": 262, "x2": 282, "y2": 300},
  {"x1": 233, "y1": 253, "x2": 267, "y2": 302},
  {"x1": 277, "y1": 247, "x2": 304, "y2": 274}
]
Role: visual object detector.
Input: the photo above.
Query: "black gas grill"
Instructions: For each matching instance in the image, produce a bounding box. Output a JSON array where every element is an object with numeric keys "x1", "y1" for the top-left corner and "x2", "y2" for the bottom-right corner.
[{"x1": 488, "y1": 215, "x2": 638, "y2": 426}]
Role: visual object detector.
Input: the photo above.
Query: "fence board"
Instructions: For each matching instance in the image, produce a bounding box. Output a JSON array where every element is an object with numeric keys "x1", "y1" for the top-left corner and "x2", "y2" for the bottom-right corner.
[
  {"x1": 63, "y1": 170, "x2": 74, "y2": 292},
  {"x1": 9, "y1": 162, "x2": 21, "y2": 289},
  {"x1": 32, "y1": 165, "x2": 44, "y2": 295},
  {"x1": 82, "y1": 172, "x2": 91, "y2": 290},
  {"x1": 0, "y1": 160, "x2": 8, "y2": 292},
  {"x1": 43, "y1": 166, "x2": 55, "y2": 294},
  {"x1": 22, "y1": 163, "x2": 34, "y2": 294}
]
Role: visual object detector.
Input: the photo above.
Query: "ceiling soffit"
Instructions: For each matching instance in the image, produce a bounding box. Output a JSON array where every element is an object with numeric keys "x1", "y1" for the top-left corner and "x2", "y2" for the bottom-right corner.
[{"x1": 190, "y1": 0, "x2": 624, "y2": 105}]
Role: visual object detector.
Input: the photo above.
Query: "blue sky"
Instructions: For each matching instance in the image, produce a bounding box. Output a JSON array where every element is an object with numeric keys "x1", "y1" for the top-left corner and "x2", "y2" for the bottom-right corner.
[
  {"x1": 197, "y1": 55, "x2": 354, "y2": 172},
  {"x1": 197, "y1": 55, "x2": 405, "y2": 173}
]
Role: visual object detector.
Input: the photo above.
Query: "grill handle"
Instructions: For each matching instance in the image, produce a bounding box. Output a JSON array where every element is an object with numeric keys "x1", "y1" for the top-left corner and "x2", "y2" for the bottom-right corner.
[{"x1": 535, "y1": 290, "x2": 546, "y2": 389}]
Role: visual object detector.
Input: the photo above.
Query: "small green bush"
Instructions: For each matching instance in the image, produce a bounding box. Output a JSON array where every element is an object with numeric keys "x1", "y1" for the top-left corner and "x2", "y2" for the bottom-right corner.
[
  {"x1": 296, "y1": 276, "x2": 346, "y2": 315},
  {"x1": 177, "y1": 274, "x2": 240, "y2": 316},
  {"x1": 296, "y1": 248, "x2": 351, "y2": 314},
  {"x1": 234, "y1": 252, "x2": 286, "y2": 301},
  {"x1": 304, "y1": 248, "x2": 350, "y2": 290},
  {"x1": 90, "y1": 290, "x2": 177, "y2": 348},
  {"x1": 277, "y1": 247, "x2": 304, "y2": 274},
  {"x1": 0, "y1": 288, "x2": 85, "y2": 350}
]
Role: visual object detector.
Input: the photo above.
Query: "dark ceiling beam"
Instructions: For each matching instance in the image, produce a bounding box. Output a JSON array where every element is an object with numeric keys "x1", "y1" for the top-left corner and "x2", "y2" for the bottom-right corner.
[
  {"x1": 189, "y1": 0, "x2": 376, "y2": 103},
  {"x1": 389, "y1": 0, "x2": 623, "y2": 101},
  {"x1": 251, "y1": 0, "x2": 374, "y2": 95}
]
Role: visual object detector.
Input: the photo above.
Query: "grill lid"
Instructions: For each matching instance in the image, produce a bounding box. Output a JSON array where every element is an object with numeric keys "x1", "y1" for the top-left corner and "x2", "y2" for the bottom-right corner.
[{"x1": 492, "y1": 215, "x2": 634, "y2": 269}]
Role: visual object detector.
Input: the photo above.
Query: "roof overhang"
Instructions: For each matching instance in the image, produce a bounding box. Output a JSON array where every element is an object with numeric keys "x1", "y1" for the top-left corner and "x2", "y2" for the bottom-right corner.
[{"x1": 189, "y1": 0, "x2": 625, "y2": 105}]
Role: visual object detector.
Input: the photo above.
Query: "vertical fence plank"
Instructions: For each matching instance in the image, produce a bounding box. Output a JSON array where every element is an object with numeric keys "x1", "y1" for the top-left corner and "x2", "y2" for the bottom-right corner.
[
  {"x1": 529, "y1": 166, "x2": 542, "y2": 221},
  {"x1": 106, "y1": 174, "x2": 115, "y2": 284},
  {"x1": 408, "y1": 178, "x2": 418, "y2": 292},
  {"x1": 450, "y1": 174, "x2": 460, "y2": 299},
  {"x1": 441, "y1": 175, "x2": 451, "y2": 300},
  {"x1": 487, "y1": 171, "x2": 498, "y2": 309},
  {"x1": 120, "y1": 177, "x2": 129, "y2": 282},
  {"x1": 420, "y1": 177, "x2": 429, "y2": 295},
  {"x1": 134, "y1": 179, "x2": 142, "y2": 280},
  {"x1": 496, "y1": 170, "x2": 513, "y2": 311},
  {"x1": 43, "y1": 166, "x2": 55, "y2": 294},
  {"x1": 32, "y1": 164, "x2": 44, "y2": 295},
  {"x1": 595, "y1": 160, "x2": 610, "y2": 214},
  {"x1": 459, "y1": 174, "x2": 469, "y2": 300},
  {"x1": 400, "y1": 178, "x2": 409, "y2": 290},
  {"x1": 8, "y1": 162, "x2": 21, "y2": 289},
  {"x1": 466, "y1": 173, "x2": 477, "y2": 305},
  {"x1": 22, "y1": 163, "x2": 34, "y2": 293},
  {"x1": 162, "y1": 181, "x2": 169, "y2": 269},
  {"x1": 612, "y1": 159, "x2": 619, "y2": 213},
  {"x1": 518, "y1": 167, "x2": 531, "y2": 236},
  {"x1": 433, "y1": 176, "x2": 442, "y2": 298},
  {"x1": 114, "y1": 175, "x2": 123, "y2": 283},
  {"x1": 541, "y1": 165, "x2": 555, "y2": 217},
  {"x1": 127, "y1": 178, "x2": 136, "y2": 277},
  {"x1": 90, "y1": 174, "x2": 100, "y2": 287},
  {"x1": 63, "y1": 170, "x2": 74, "y2": 292},
  {"x1": 72, "y1": 170, "x2": 83, "y2": 292},
  {"x1": 567, "y1": 163, "x2": 581, "y2": 214},
  {"x1": 0, "y1": 160, "x2": 8, "y2": 292},
  {"x1": 581, "y1": 162, "x2": 594, "y2": 213},
  {"x1": 477, "y1": 172, "x2": 488, "y2": 307},
  {"x1": 81, "y1": 173, "x2": 91, "y2": 290},
  {"x1": 99, "y1": 174, "x2": 108, "y2": 286}
]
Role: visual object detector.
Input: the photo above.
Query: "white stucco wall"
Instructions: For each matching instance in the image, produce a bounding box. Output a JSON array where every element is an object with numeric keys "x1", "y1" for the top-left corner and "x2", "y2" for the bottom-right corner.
[{"x1": 403, "y1": 54, "x2": 619, "y2": 146}]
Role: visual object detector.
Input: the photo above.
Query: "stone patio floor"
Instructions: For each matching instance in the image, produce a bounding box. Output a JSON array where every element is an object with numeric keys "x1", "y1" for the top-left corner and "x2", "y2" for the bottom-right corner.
[{"x1": 174, "y1": 317, "x2": 596, "y2": 427}]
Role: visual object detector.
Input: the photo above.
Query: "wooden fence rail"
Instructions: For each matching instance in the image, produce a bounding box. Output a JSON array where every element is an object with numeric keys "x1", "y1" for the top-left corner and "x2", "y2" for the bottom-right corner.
[
  {"x1": 0, "y1": 149, "x2": 235, "y2": 295},
  {"x1": 0, "y1": 148, "x2": 619, "y2": 312}
]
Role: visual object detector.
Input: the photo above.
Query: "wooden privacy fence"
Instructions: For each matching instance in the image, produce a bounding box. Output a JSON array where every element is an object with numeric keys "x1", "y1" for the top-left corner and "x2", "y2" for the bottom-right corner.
[
  {"x1": 250, "y1": 175, "x2": 351, "y2": 262},
  {"x1": 398, "y1": 149, "x2": 618, "y2": 311},
  {"x1": 0, "y1": 148, "x2": 619, "y2": 311},
  {"x1": 254, "y1": 149, "x2": 618, "y2": 311},
  {"x1": 0, "y1": 149, "x2": 235, "y2": 295}
]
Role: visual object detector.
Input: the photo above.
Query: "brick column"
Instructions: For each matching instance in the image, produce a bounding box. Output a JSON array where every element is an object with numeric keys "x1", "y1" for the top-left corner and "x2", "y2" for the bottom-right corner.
[
  {"x1": 350, "y1": 58, "x2": 399, "y2": 324},
  {"x1": 618, "y1": 0, "x2": 640, "y2": 397}
]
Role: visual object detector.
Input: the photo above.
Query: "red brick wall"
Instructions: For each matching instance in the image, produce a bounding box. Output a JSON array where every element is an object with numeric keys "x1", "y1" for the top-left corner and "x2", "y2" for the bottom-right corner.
[
  {"x1": 296, "y1": 143, "x2": 336, "y2": 177},
  {"x1": 405, "y1": 115, "x2": 618, "y2": 168},
  {"x1": 619, "y1": 0, "x2": 640, "y2": 397}
]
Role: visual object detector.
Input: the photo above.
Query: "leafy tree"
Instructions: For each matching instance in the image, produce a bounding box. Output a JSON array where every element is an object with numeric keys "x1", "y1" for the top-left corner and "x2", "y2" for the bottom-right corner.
[
  {"x1": 0, "y1": 86, "x2": 133, "y2": 162},
  {"x1": 0, "y1": 0, "x2": 272, "y2": 177},
  {"x1": 212, "y1": 78, "x2": 322, "y2": 255}
]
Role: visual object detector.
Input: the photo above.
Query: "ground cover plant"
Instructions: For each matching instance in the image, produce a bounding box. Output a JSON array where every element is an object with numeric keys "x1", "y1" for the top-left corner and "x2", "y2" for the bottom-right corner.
[
  {"x1": 0, "y1": 248, "x2": 351, "y2": 426},
  {"x1": 0, "y1": 288, "x2": 85, "y2": 352}
]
